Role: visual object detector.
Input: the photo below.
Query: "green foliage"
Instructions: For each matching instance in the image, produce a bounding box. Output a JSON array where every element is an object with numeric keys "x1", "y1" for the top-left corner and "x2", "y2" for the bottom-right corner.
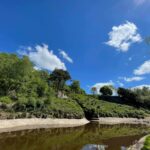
[
  {"x1": 142, "y1": 136, "x2": 150, "y2": 150},
  {"x1": 100, "y1": 86, "x2": 113, "y2": 96},
  {"x1": 70, "y1": 80, "x2": 85, "y2": 94},
  {"x1": 26, "y1": 97, "x2": 37, "y2": 110},
  {"x1": 70, "y1": 80, "x2": 80, "y2": 93},
  {"x1": 118, "y1": 87, "x2": 150, "y2": 108},
  {"x1": 0, "y1": 78, "x2": 21, "y2": 96},
  {"x1": 118, "y1": 87, "x2": 137, "y2": 103},
  {"x1": 48, "y1": 98, "x2": 84, "y2": 119},
  {"x1": 0, "y1": 96, "x2": 12, "y2": 104},
  {"x1": 13, "y1": 96, "x2": 28, "y2": 111},
  {"x1": 70, "y1": 94, "x2": 147, "y2": 119},
  {"x1": 49, "y1": 69, "x2": 71, "y2": 92},
  {"x1": 1, "y1": 53, "x2": 150, "y2": 120}
]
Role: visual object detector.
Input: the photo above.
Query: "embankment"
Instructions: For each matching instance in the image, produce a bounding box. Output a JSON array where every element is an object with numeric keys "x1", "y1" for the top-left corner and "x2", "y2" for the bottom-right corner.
[{"x1": 0, "y1": 118, "x2": 89, "y2": 133}]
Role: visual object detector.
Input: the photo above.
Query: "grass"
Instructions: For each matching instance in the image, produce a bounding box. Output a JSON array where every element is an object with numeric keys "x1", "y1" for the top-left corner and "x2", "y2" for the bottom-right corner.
[
  {"x1": 0, "y1": 94, "x2": 150, "y2": 119},
  {"x1": 48, "y1": 98, "x2": 84, "y2": 119},
  {"x1": 142, "y1": 136, "x2": 150, "y2": 150},
  {"x1": 70, "y1": 94, "x2": 149, "y2": 119}
]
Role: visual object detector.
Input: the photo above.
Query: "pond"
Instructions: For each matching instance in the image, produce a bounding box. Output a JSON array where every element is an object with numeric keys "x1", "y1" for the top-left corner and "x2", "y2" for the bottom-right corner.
[{"x1": 0, "y1": 122, "x2": 149, "y2": 150}]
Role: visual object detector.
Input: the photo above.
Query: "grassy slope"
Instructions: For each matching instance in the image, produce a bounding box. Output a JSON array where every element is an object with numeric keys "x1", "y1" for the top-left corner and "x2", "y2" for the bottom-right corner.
[
  {"x1": 142, "y1": 136, "x2": 150, "y2": 150},
  {"x1": 0, "y1": 96, "x2": 84, "y2": 119},
  {"x1": 70, "y1": 94, "x2": 150, "y2": 119},
  {"x1": 0, "y1": 94, "x2": 150, "y2": 119}
]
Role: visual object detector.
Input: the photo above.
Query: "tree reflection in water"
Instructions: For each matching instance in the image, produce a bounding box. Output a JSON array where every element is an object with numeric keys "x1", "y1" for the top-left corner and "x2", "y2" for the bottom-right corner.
[{"x1": 0, "y1": 123, "x2": 148, "y2": 150}]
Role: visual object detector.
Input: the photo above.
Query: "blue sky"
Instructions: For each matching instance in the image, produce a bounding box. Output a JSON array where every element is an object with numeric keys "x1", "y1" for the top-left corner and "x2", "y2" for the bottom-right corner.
[{"x1": 0, "y1": 0, "x2": 150, "y2": 93}]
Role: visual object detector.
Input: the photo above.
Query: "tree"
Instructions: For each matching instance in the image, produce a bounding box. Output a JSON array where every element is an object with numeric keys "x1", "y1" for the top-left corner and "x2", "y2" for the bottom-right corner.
[
  {"x1": 133, "y1": 87, "x2": 150, "y2": 107},
  {"x1": 70, "y1": 80, "x2": 85, "y2": 94},
  {"x1": 70, "y1": 80, "x2": 80, "y2": 93},
  {"x1": 91, "y1": 87, "x2": 97, "y2": 95},
  {"x1": 0, "y1": 54, "x2": 34, "y2": 96},
  {"x1": 49, "y1": 69, "x2": 71, "y2": 96},
  {"x1": 117, "y1": 87, "x2": 128, "y2": 97},
  {"x1": 100, "y1": 86, "x2": 113, "y2": 96},
  {"x1": 117, "y1": 87, "x2": 138, "y2": 105}
]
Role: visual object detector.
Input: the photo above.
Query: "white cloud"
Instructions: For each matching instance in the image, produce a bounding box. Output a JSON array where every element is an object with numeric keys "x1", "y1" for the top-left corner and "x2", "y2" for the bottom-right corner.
[
  {"x1": 18, "y1": 44, "x2": 66, "y2": 71},
  {"x1": 117, "y1": 81, "x2": 124, "y2": 87},
  {"x1": 122, "y1": 76, "x2": 144, "y2": 82},
  {"x1": 59, "y1": 49, "x2": 73, "y2": 63},
  {"x1": 33, "y1": 66, "x2": 41, "y2": 70},
  {"x1": 134, "y1": 0, "x2": 150, "y2": 6},
  {"x1": 134, "y1": 60, "x2": 150, "y2": 75},
  {"x1": 106, "y1": 21, "x2": 142, "y2": 52},
  {"x1": 92, "y1": 81, "x2": 114, "y2": 94}
]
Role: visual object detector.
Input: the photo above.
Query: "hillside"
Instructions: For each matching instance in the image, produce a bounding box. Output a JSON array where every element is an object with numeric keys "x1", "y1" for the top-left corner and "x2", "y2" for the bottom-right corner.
[{"x1": 0, "y1": 53, "x2": 150, "y2": 120}]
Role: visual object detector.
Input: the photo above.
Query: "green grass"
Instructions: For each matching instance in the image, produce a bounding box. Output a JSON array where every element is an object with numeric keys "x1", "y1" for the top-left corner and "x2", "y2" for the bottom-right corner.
[
  {"x1": 48, "y1": 98, "x2": 84, "y2": 119},
  {"x1": 142, "y1": 136, "x2": 150, "y2": 150},
  {"x1": 70, "y1": 94, "x2": 149, "y2": 119},
  {"x1": 0, "y1": 93, "x2": 150, "y2": 119}
]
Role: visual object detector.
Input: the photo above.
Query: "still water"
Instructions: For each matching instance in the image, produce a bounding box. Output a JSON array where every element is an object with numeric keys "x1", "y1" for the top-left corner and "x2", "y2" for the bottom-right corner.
[{"x1": 0, "y1": 122, "x2": 149, "y2": 150}]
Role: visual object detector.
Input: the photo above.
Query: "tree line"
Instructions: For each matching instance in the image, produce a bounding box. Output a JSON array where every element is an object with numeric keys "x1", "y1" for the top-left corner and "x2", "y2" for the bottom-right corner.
[{"x1": 92, "y1": 85, "x2": 150, "y2": 108}]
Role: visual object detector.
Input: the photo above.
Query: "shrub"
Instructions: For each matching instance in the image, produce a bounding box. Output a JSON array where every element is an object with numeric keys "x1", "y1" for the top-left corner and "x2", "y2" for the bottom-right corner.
[
  {"x1": 36, "y1": 99, "x2": 44, "y2": 109},
  {"x1": 13, "y1": 97, "x2": 28, "y2": 111},
  {"x1": 0, "y1": 96, "x2": 12, "y2": 104},
  {"x1": 26, "y1": 97, "x2": 37, "y2": 110}
]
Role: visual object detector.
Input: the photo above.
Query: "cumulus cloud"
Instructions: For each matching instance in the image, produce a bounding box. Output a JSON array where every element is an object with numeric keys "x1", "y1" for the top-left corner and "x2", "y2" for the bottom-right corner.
[
  {"x1": 121, "y1": 76, "x2": 144, "y2": 82},
  {"x1": 106, "y1": 21, "x2": 142, "y2": 52},
  {"x1": 92, "y1": 81, "x2": 114, "y2": 94},
  {"x1": 134, "y1": 60, "x2": 150, "y2": 75},
  {"x1": 18, "y1": 44, "x2": 66, "y2": 71},
  {"x1": 59, "y1": 49, "x2": 73, "y2": 63}
]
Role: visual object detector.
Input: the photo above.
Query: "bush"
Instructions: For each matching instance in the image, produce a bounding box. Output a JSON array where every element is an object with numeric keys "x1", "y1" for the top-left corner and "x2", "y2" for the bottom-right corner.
[
  {"x1": 48, "y1": 98, "x2": 84, "y2": 119},
  {"x1": 13, "y1": 97, "x2": 28, "y2": 111},
  {"x1": 0, "y1": 96, "x2": 12, "y2": 104},
  {"x1": 36, "y1": 99, "x2": 44, "y2": 109},
  {"x1": 26, "y1": 97, "x2": 37, "y2": 110}
]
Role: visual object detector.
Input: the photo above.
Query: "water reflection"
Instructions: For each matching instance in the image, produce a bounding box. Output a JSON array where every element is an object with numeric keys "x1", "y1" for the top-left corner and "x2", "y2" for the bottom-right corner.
[
  {"x1": 82, "y1": 144, "x2": 108, "y2": 150},
  {"x1": 82, "y1": 144, "x2": 128, "y2": 150},
  {"x1": 121, "y1": 146, "x2": 127, "y2": 150},
  {"x1": 0, "y1": 123, "x2": 149, "y2": 150}
]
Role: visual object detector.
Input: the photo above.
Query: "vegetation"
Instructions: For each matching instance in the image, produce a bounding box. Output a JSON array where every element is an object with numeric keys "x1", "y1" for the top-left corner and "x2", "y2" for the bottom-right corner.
[
  {"x1": 100, "y1": 86, "x2": 113, "y2": 96},
  {"x1": 0, "y1": 53, "x2": 83, "y2": 119},
  {"x1": 70, "y1": 94, "x2": 148, "y2": 119},
  {"x1": 70, "y1": 80, "x2": 85, "y2": 94},
  {"x1": 49, "y1": 69, "x2": 71, "y2": 97},
  {"x1": 142, "y1": 136, "x2": 150, "y2": 150},
  {"x1": 117, "y1": 87, "x2": 150, "y2": 108},
  {"x1": 0, "y1": 53, "x2": 150, "y2": 120}
]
